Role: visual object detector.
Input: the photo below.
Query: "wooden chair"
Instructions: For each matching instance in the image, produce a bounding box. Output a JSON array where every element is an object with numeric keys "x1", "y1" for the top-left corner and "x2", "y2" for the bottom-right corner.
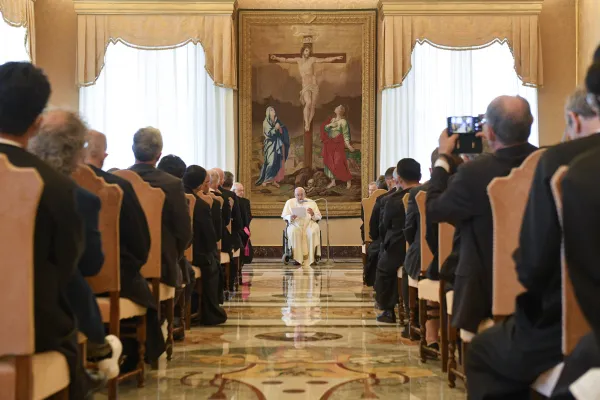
[
  {"x1": 488, "y1": 149, "x2": 546, "y2": 321},
  {"x1": 396, "y1": 192, "x2": 410, "y2": 324},
  {"x1": 73, "y1": 165, "x2": 148, "y2": 397},
  {"x1": 113, "y1": 170, "x2": 172, "y2": 366},
  {"x1": 530, "y1": 166, "x2": 591, "y2": 396},
  {"x1": 222, "y1": 220, "x2": 233, "y2": 297},
  {"x1": 415, "y1": 191, "x2": 449, "y2": 364},
  {"x1": 408, "y1": 191, "x2": 434, "y2": 342},
  {"x1": 184, "y1": 193, "x2": 203, "y2": 331},
  {"x1": 0, "y1": 155, "x2": 70, "y2": 399},
  {"x1": 361, "y1": 189, "x2": 387, "y2": 276}
]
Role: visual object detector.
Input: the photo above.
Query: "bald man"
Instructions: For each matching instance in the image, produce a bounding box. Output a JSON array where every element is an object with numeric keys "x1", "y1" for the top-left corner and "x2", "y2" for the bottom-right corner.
[
  {"x1": 425, "y1": 96, "x2": 537, "y2": 341},
  {"x1": 281, "y1": 187, "x2": 322, "y2": 266}
]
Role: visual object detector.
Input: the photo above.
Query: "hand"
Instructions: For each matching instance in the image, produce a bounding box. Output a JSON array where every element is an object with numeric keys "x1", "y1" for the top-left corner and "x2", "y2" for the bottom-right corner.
[
  {"x1": 438, "y1": 128, "x2": 459, "y2": 155},
  {"x1": 291, "y1": 215, "x2": 297, "y2": 221},
  {"x1": 229, "y1": 197, "x2": 234, "y2": 208},
  {"x1": 307, "y1": 208, "x2": 314, "y2": 217},
  {"x1": 275, "y1": 122, "x2": 281, "y2": 130},
  {"x1": 347, "y1": 144, "x2": 355, "y2": 152}
]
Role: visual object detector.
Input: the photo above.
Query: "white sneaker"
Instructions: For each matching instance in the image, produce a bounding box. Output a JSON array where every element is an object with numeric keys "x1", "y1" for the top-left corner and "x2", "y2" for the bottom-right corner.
[{"x1": 97, "y1": 334, "x2": 122, "y2": 379}]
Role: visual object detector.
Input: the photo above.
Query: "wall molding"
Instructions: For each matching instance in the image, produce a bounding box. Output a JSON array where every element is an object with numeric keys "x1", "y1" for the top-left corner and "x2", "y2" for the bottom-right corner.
[
  {"x1": 73, "y1": 0, "x2": 236, "y2": 15},
  {"x1": 379, "y1": 0, "x2": 544, "y2": 16}
]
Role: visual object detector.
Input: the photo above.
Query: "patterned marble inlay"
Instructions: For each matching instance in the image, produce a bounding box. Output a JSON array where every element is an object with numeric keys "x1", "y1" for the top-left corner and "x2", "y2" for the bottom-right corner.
[{"x1": 106, "y1": 263, "x2": 466, "y2": 400}]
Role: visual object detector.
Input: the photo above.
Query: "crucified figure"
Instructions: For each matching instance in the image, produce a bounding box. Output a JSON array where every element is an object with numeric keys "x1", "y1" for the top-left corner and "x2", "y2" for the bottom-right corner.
[{"x1": 270, "y1": 45, "x2": 345, "y2": 132}]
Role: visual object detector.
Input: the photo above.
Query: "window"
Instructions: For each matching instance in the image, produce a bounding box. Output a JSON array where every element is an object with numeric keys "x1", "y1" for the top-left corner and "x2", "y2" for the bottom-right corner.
[
  {"x1": 380, "y1": 41, "x2": 539, "y2": 179},
  {"x1": 0, "y1": 13, "x2": 30, "y2": 64},
  {"x1": 79, "y1": 41, "x2": 234, "y2": 171}
]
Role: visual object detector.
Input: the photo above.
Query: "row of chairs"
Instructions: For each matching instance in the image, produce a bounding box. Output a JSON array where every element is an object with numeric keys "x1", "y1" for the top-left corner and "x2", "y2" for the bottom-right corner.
[
  {"x1": 0, "y1": 159, "x2": 242, "y2": 399},
  {"x1": 360, "y1": 149, "x2": 591, "y2": 395}
]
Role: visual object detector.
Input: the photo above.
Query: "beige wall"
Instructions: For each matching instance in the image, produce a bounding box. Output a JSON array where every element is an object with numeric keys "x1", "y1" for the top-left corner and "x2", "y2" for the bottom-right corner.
[
  {"x1": 35, "y1": 0, "x2": 78, "y2": 110},
  {"x1": 578, "y1": 0, "x2": 600, "y2": 82},
  {"x1": 252, "y1": 217, "x2": 362, "y2": 246},
  {"x1": 537, "y1": 0, "x2": 577, "y2": 146}
]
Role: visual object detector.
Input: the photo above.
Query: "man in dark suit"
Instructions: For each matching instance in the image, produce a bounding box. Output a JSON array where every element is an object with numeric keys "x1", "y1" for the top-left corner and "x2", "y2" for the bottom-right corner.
[
  {"x1": 427, "y1": 96, "x2": 537, "y2": 343},
  {"x1": 550, "y1": 146, "x2": 600, "y2": 399},
  {"x1": 466, "y1": 73, "x2": 600, "y2": 398},
  {"x1": 85, "y1": 130, "x2": 166, "y2": 366},
  {"x1": 364, "y1": 166, "x2": 396, "y2": 287},
  {"x1": 0, "y1": 62, "x2": 98, "y2": 398},
  {"x1": 129, "y1": 127, "x2": 192, "y2": 289},
  {"x1": 375, "y1": 159, "x2": 421, "y2": 323},
  {"x1": 214, "y1": 168, "x2": 243, "y2": 291},
  {"x1": 233, "y1": 182, "x2": 253, "y2": 265}
]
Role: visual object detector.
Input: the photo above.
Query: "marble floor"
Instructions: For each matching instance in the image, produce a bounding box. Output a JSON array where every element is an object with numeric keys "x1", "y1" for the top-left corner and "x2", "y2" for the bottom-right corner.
[{"x1": 100, "y1": 262, "x2": 467, "y2": 399}]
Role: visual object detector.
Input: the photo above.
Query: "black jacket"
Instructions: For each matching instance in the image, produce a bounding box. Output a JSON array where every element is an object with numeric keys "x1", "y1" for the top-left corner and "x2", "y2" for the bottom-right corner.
[
  {"x1": 377, "y1": 187, "x2": 411, "y2": 272},
  {"x1": 130, "y1": 164, "x2": 192, "y2": 287},
  {"x1": 403, "y1": 183, "x2": 433, "y2": 280},
  {"x1": 427, "y1": 143, "x2": 537, "y2": 332},
  {"x1": 368, "y1": 187, "x2": 397, "y2": 242},
  {"x1": 0, "y1": 144, "x2": 84, "y2": 353},
  {"x1": 67, "y1": 187, "x2": 104, "y2": 343},
  {"x1": 219, "y1": 186, "x2": 242, "y2": 253},
  {"x1": 514, "y1": 134, "x2": 600, "y2": 339},
  {"x1": 89, "y1": 165, "x2": 155, "y2": 309},
  {"x1": 185, "y1": 187, "x2": 219, "y2": 266}
]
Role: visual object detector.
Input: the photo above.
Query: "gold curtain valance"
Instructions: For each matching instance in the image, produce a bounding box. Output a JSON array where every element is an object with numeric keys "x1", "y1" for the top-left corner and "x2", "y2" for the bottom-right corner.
[
  {"x1": 0, "y1": 0, "x2": 35, "y2": 62},
  {"x1": 76, "y1": 13, "x2": 236, "y2": 88},
  {"x1": 380, "y1": 12, "x2": 543, "y2": 90}
]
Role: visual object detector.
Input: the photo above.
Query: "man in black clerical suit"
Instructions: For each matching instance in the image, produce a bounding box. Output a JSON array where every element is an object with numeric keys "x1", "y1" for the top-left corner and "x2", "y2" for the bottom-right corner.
[
  {"x1": 364, "y1": 166, "x2": 396, "y2": 287},
  {"x1": 427, "y1": 96, "x2": 537, "y2": 342},
  {"x1": 375, "y1": 159, "x2": 421, "y2": 323},
  {"x1": 466, "y1": 64, "x2": 600, "y2": 399},
  {"x1": 129, "y1": 127, "x2": 192, "y2": 289},
  {"x1": 183, "y1": 165, "x2": 228, "y2": 325},
  {"x1": 85, "y1": 130, "x2": 166, "y2": 365},
  {"x1": 0, "y1": 62, "x2": 94, "y2": 398},
  {"x1": 233, "y1": 182, "x2": 254, "y2": 265}
]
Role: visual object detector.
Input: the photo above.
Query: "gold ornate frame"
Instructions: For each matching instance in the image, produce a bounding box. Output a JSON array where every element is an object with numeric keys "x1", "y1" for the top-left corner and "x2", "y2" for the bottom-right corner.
[{"x1": 238, "y1": 10, "x2": 376, "y2": 217}]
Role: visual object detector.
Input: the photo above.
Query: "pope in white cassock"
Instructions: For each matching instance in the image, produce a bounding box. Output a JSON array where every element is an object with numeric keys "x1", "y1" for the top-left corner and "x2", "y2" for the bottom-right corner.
[{"x1": 281, "y1": 187, "x2": 322, "y2": 265}]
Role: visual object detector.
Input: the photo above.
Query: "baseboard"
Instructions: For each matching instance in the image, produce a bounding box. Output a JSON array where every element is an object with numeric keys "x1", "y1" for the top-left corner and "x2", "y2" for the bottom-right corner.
[{"x1": 253, "y1": 245, "x2": 361, "y2": 259}]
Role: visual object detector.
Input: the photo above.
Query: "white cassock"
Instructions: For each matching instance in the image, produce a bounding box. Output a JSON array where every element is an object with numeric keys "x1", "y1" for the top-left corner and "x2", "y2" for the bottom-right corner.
[{"x1": 281, "y1": 198, "x2": 322, "y2": 265}]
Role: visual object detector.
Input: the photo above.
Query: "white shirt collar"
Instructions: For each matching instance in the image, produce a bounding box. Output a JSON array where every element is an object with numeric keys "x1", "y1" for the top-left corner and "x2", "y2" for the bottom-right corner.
[{"x1": 0, "y1": 137, "x2": 23, "y2": 148}]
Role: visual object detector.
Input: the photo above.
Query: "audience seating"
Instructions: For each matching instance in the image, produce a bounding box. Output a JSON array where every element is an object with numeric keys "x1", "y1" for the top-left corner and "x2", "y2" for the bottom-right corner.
[
  {"x1": 530, "y1": 166, "x2": 592, "y2": 396},
  {"x1": 360, "y1": 188, "x2": 387, "y2": 272},
  {"x1": 0, "y1": 154, "x2": 70, "y2": 399},
  {"x1": 414, "y1": 191, "x2": 444, "y2": 362},
  {"x1": 113, "y1": 170, "x2": 172, "y2": 366},
  {"x1": 73, "y1": 165, "x2": 148, "y2": 397},
  {"x1": 408, "y1": 192, "x2": 434, "y2": 343},
  {"x1": 184, "y1": 193, "x2": 202, "y2": 331}
]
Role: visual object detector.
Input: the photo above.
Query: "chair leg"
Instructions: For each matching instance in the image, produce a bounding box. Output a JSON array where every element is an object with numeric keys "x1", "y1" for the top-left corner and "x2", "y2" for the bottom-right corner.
[
  {"x1": 397, "y1": 275, "x2": 405, "y2": 324},
  {"x1": 178, "y1": 290, "x2": 187, "y2": 331},
  {"x1": 224, "y1": 262, "x2": 230, "y2": 297},
  {"x1": 418, "y1": 298, "x2": 427, "y2": 363},
  {"x1": 409, "y1": 285, "x2": 418, "y2": 337},
  {"x1": 108, "y1": 377, "x2": 118, "y2": 399},
  {"x1": 165, "y1": 298, "x2": 174, "y2": 361},
  {"x1": 440, "y1": 298, "x2": 449, "y2": 373},
  {"x1": 447, "y1": 320, "x2": 457, "y2": 388},
  {"x1": 137, "y1": 314, "x2": 147, "y2": 388}
]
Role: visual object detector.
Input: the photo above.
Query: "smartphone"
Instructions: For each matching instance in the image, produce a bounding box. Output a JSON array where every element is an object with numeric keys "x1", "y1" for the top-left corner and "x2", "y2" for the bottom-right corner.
[{"x1": 446, "y1": 116, "x2": 483, "y2": 154}]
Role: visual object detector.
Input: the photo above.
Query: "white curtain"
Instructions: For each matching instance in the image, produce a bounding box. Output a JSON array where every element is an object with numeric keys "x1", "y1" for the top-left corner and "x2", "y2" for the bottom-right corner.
[
  {"x1": 79, "y1": 41, "x2": 235, "y2": 172},
  {"x1": 0, "y1": 12, "x2": 30, "y2": 63},
  {"x1": 380, "y1": 42, "x2": 539, "y2": 180}
]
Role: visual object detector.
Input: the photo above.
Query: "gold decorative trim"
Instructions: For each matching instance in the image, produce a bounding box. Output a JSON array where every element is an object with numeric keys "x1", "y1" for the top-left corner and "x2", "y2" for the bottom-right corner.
[
  {"x1": 238, "y1": 10, "x2": 376, "y2": 217},
  {"x1": 379, "y1": 0, "x2": 543, "y2": 16},
  {"x1": 73, "y1": 0, "x2": 236, "y2": 15}
]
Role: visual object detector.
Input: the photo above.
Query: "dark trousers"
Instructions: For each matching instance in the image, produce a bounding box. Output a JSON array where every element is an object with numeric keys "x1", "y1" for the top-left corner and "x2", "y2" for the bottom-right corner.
[
  {"x1": 466, "y1": 316, "x2": 562, "y2": 400},
  {"x1": 374, "y1": 263, "x2": 398, "y2": 311},
  {"x1": 401, "y1": 267, "x2": 409, "y2": 314},
  {"x1": 55, "y1": 330, "x2": 86, "y2": 399}
]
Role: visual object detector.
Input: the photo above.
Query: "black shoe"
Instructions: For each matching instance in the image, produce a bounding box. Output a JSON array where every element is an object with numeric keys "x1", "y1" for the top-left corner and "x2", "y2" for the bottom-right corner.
[
  {"x1": 84, "y1": 369, "x2": 107, "y2": 399},
  {"x1": 376, "y1": 310, "x2": 397, "y2": 324}
]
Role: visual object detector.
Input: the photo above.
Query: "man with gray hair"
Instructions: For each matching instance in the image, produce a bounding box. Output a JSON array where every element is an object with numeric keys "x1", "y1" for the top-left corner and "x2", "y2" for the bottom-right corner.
[
  {"x1": 281, "y1": 187, "x2": 322, "y2": 267},
  {"x1": 563, "y1": 86, "x2": 600, "y2": 142},
  {"x1": 129, "y1": 127, "x2": 192, "y2": 289}
]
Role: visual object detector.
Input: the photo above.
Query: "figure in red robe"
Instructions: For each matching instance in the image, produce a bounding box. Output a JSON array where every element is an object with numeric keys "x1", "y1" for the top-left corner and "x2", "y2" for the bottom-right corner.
[{"x1": 320, "y1": 105, "x2": 355, "y2": 189}]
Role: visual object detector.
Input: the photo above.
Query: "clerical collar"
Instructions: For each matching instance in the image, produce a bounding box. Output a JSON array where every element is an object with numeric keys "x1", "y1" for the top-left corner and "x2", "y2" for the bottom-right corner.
[{"x1": 0, "y1": 137, "x2": 23, "y2": 148}]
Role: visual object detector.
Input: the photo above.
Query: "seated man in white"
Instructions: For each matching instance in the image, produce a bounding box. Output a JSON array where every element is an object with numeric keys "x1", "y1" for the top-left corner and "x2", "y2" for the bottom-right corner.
[{"x1": 282, "y1": 187, "x2": 322, "y2": 266}]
